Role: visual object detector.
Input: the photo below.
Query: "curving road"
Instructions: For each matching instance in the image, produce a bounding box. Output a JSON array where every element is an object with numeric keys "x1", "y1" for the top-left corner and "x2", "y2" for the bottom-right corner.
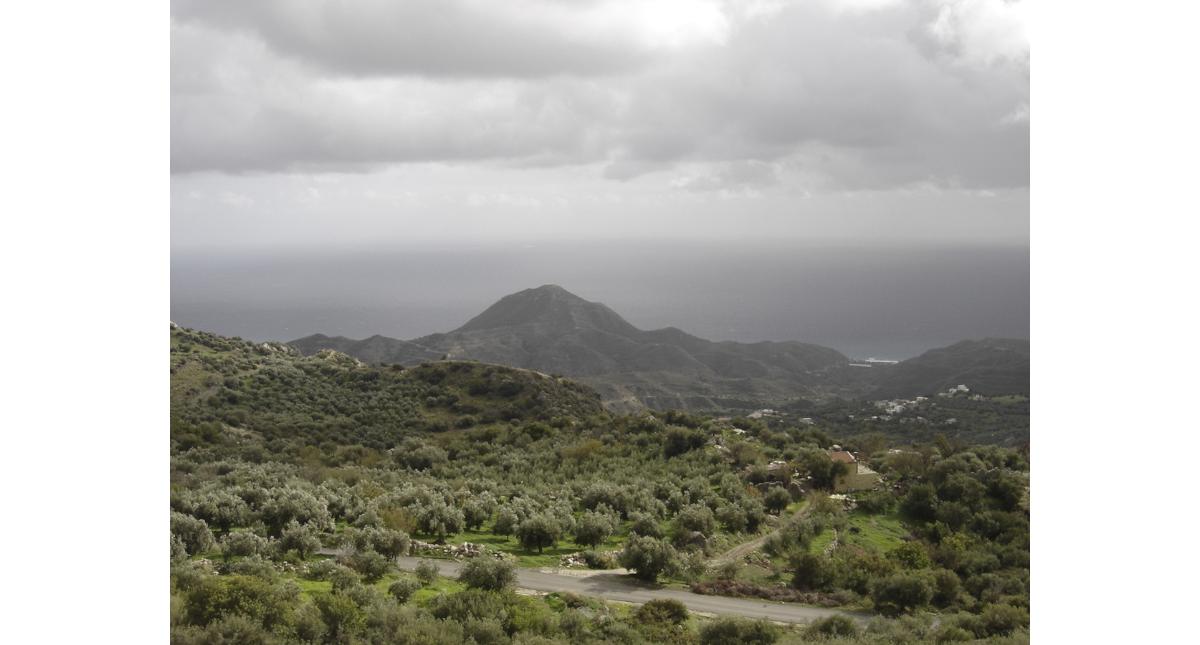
[{"x1": 395, "y1": 556, "x2": 867, "y2": 625}]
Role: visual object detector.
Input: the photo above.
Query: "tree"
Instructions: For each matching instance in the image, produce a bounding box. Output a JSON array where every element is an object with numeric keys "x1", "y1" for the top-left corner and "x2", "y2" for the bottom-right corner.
[
  {"x1": 901, "y1": 483, "x2": 940, "y2": 522},
  {"x1": 790, "y1": 553, "x2": 834, "y2": 591},
  {"x1": 764, "y1": 487, "x2": 791, "y2": 515},
  {"x1": 314, "y1": 592, "x2": 366, "y2": 643},
  {"x1": 171, "y1": 512, "x2": 215, "y2": 556},
  {"x1": 220, "y1": 531, "x2": 268, "y2": 560},
  {"x1": 416, "y1": 500, "x2": 464, "y2": 543},
  {"x1": 887, "y1": 541, "x2": 932, "y2": 570},
  {"x1": 672, "y1": 504, "x2": 715, "y2": 542},
  {"x1": 279, "y1": 520, "x2": 321, "y2": 559},
  {"x1": 573, "y1": 510, "x2": 616, "y2": 549},
  {"x1": 515, "y1": 514, "x2": 561, "y2": 553},
  {"x1": 663, "y1": 427, "x2": 707, "y2": 458},
  {"x1": 618, "y1": 535, "x2": 679, "y2": 582},
  {"x1": 699, "y1": 617, "x2": 780, "y2": 645},
  {"x1": 349, "y1": 549, "x2": 391, "y2": 583},
  {"x1": 462, "y1": 501, "x2": 491, "y2": 531},
  {"x1": 387, "y1": 579, "x2": 421, "y2": 604},
  {"x1": 716, "y1": 504, "x2": 748, "y2": 533},
  {"x1": 457, "y1": 558, "x2": 517, "y2": 591},
  {"x1": 415, "y1": 560, "x2": 439, "y2": 586},
  {"x1": 871, "y1": 573, "x2": 934, "y2": 617},
  {"x1": 493, "y1": 508, "x2": 518, "y2": 536},
  {"x1": 628, "y1": 512, "x2": 663, "y2": 538}
]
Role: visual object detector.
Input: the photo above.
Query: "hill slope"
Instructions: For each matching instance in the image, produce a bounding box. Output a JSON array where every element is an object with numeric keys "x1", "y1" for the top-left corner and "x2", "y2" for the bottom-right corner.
[
  {"x1": 172, "y1": 325, "x2": 605, "y2": 448},
  {"x1": 869, "y1": 338, "x2": 1030, "y2": 398}
]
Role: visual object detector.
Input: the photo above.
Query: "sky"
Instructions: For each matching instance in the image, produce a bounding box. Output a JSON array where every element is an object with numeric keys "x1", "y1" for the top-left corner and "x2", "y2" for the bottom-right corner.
[{"x1": 171, "y1": 0, "x2": 1029, "y2": 357}]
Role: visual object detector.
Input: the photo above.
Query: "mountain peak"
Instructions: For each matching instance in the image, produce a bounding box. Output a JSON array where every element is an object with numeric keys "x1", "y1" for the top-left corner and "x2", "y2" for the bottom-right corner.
[{"x1": 453, "y1": 285, "x2": 637, "y2": 335}]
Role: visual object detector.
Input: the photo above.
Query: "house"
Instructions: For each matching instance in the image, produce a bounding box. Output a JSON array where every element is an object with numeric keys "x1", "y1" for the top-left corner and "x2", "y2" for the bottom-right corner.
[{"x1": 829, "y1": 450, "x2": 882, "y2": 492}]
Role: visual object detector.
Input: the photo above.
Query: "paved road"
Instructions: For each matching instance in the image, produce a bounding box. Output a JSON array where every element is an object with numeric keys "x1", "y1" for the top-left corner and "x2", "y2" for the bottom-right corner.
[{"x1": 396, "y1": 557, "x2": 867, "y2": 625}]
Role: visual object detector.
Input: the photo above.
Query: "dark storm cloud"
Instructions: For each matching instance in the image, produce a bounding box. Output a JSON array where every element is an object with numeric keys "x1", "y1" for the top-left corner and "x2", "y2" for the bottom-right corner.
[{"x1": 171, "y1": 0, "x2": 1028, "y2": 191}]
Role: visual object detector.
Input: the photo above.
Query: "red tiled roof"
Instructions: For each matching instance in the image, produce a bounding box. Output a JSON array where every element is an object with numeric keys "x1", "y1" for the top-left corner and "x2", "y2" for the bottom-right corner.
[{"x1": 829, "y1": 451, "x2": 857, "y2": 463}]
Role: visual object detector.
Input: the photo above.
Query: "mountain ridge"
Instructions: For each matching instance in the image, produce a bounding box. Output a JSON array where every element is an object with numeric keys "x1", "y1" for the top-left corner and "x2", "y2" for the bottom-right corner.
[{"x1": 289, "y1": 285, "x2": 1028, "y2": 411}]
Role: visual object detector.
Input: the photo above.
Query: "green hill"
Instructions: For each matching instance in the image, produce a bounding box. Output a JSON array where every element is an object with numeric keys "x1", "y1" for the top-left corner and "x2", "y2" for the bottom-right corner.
[
  {"x1": 869, "y1": 338, "x2": 1030, "y2": 399},
  {"x1": 171, "y1": 325, "x2": 605, "y2": 449}
]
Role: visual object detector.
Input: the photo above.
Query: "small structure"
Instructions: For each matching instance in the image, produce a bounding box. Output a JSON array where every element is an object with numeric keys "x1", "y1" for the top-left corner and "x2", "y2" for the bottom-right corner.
[{"x1": 828, "y1": 450, "x2": 882, "y2": 492}]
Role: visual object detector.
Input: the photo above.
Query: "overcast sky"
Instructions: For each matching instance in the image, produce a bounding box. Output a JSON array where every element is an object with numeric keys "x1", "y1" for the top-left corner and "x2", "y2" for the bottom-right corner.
[{"x1": 172, "y1": 0, "x2": 1028, "y2": 251}]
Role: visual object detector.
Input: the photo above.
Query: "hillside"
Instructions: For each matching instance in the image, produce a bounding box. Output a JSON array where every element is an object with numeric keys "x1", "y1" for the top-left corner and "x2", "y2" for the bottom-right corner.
[
  {"x1": 869, "y1": 338, "x2": 1030, "y2": 399},
  {"x1": 171, "y1": 325, "x2": 605, "y2": 449},
  {"x1": 292, "y1": 285, "x2": 856, "y2": 411},
  {"x1": 170, "y1": 324, "x2": 1030, "y2": 643}
]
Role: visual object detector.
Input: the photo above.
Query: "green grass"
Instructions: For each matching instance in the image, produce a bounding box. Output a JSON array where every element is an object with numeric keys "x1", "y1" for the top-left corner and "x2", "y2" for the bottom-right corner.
[
  {"x1": 806, "y1": 510, "x2": 910, "y2": 554},
  {"x1": 442, "y1": 525, "x2": 626, "y2": 568},
  {"x1": 841, "y1": 510, "x2": 909, "y2": 552}
]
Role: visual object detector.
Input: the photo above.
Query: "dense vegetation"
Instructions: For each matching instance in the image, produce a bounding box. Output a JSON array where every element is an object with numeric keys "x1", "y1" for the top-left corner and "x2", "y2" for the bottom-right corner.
[{"x1": 171, "y1": 325, "x2": 1029, "y2": 643}]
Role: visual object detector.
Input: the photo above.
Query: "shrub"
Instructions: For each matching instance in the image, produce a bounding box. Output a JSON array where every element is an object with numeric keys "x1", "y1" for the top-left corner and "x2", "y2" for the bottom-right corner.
[
  {"x1": 619, "y1": 535, "x2": 680, "y2": 582},
  {"x1": 806, "y1": 615, "x2": 860, "y2": 638},
  {"x1": 171, "y1": 512, "x2": 215, "y2": 556},
  {"x1": 887, "y1": 541, "x2": 932, "y2": 570},
  {"x1": 516, "y1": 514, "x2": 561, "y2": 553},
  {"x1": 871, "y1": 574, "x2": 934, "y2": 617},
  {"x1": 415, "y1": 560, "x2": 440, "y2": 586},
  {"x1": 791, "y1": 553, "x2": 835, "y2": 591},
  {"x1": 629, "y1": 512, "x2": 664, "y2": 538},
  {"x1": 980, "y1": 603, "x2": 1029, "y2": 636},
  {"x1": 349, "y1": 549, "x2": 391, "y2": 583},
  {"x1": 635, "y1": 598, "x2": 690, "y2": 625},
  {"x1": 934, "y1": 626, "x2": 974, "y2": 642},
  {"x1": 458, "y1": 558, "x2": 517, "y2": 591},
  {"x1": 764, "y1": 487, "x2": 791, "y2": 514},
  {"x1": 220, "y1": 531, "x2": 268, "y2": 560},
  {"x1": 581, "y1": 550, "x2": 616, "y2": 569},
  {"x1": 664, "y1": 426, "x2": 707, "y2": 457},
  {"x1": 387, "y1": 579, "x2": 421, "y2": 604},
  {"x1": 699, "y1": 617, "x2": 779, "y2": 645},
  {"x1": 573, "y1": 510, "x2": 616, "y2": 549}
]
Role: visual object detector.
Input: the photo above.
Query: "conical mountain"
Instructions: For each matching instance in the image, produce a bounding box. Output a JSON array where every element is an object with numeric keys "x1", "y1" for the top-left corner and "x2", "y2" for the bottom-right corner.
[{"x1": 454, "y1": 285, "x2": 640, "y2": 337}]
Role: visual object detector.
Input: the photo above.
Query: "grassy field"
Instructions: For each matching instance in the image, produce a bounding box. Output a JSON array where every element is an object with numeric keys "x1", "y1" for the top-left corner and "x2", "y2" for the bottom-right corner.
[
  {"x1": 441, "y1": 526, "x2": 626, "y2": 568},
  {"x1": 808, "y1": 509, "x2": 910, "y2": 554}
]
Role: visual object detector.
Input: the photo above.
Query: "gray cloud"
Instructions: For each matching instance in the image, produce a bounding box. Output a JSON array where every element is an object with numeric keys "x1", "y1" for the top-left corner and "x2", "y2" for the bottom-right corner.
[{"x1": 171, "y1": 0, "x2": 1028, "y2": 191}]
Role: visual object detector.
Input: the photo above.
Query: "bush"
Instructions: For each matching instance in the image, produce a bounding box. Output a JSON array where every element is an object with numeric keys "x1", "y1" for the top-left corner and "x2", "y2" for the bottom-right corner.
[
  {"x1": 415, "y1": 560, "x2": 440, "y2": 586},
  {"x1": 934, "y1": 625, "x2": 974, "y2": 642},
  {"x1": 634, "y1": 598, "x2": 690, "y2": 625},
  {"x1": 349, "y1": 549, "x2": 391, "y2": 583},
  {"x1": 458, "y1": 558, "x2": 517, "y2": 591},
  {"x1": 515, "y1": 514, "x2": 561, "y2": 553},
  {"x1": 764, "y1": 487, "x2": 791, "y2": 514},
  {"x1": 980, "y1": 603, "x2": 1029, "y2": 636},
  {"x1": 699, "y1": 617, "x2": 779, "y2": 645},
  {"x1": 573, "y1": 510, "x2": 616, "y2": 549},
  {"x1": 171, "y1": 512, "x2": 215, "y2": 556},
  {"x1": 220, "y1": 531, "x2": 268, "y2": 559},
  {"x1": 791, "y1": 553, "x2": 835, "y2": 591},
  {"x1": 872, "y1": 574, "x2": 933, "y2": 617},
  {"x1": 857, "y1": 490, "x2": 896, "y2": 514},
  {"x1": 628, "y1": 512, "x2": 664, "y2": 538},
  {"x1": 619, "y1": 535, "x2": 680, "y2": 582},
  {"x1": 806, "y1": 615, "x2": 860, "y2": 638},
  {"x1": 388, "y1": 578, "x2": 422, "y2": 604},
  {"x1": 581, "y1": 550, "x2": 616, "y2": 569},
  {"x1": 664, "y1": 426, "x2": 707, "y2": 457}
]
